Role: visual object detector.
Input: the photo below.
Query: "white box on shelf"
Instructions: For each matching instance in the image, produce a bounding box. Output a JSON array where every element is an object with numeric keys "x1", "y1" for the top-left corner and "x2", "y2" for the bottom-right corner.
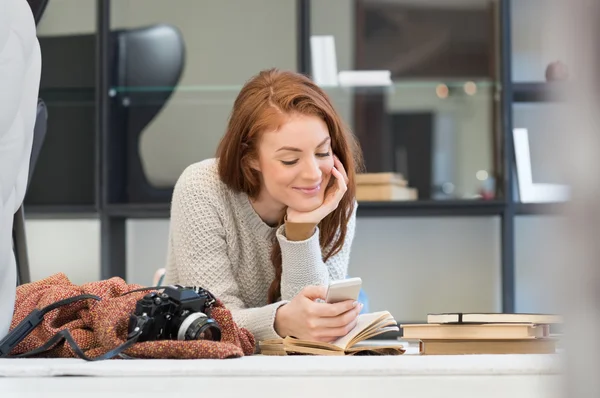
[
  {"x1": 310, "y1": 35, "x2": 339, "y2": 87},
  {"x1": 337, "y1": 70, "x2": 392, "y2": 87},
  {"x1": 513, "y1": 127, "x2": 570, "y2": 203}
]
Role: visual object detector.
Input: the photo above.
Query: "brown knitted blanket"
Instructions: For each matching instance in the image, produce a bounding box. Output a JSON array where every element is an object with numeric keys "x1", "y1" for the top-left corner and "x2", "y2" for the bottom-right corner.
[{"x1": 7, "y1": 273, "x2": 255, "y2": 359}]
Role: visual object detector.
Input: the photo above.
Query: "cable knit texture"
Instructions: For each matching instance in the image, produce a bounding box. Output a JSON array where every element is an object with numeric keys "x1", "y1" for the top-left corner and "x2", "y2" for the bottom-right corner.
[{"x1": 164, "y1": 158, "x2": 356, "y2": 342}]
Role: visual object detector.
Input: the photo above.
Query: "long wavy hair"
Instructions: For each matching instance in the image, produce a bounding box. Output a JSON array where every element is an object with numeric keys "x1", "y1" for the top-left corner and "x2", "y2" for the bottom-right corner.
[{"x1": 216, "y1": 68, "x2": 363, "y2": 303}]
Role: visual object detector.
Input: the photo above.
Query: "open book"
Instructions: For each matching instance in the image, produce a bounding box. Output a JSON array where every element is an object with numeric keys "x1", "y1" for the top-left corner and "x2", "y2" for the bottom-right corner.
[{"x1": 259, "y1": 311, "x2": 405, "y2": 356}]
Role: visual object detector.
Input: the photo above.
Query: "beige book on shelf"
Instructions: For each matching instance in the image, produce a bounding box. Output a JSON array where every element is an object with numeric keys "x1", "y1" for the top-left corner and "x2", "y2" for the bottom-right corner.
[
  {"x1": 401, "y1": 323, "x2": 550, "y2": 340},
  {"x1": 356, "y1": 184, "x2": 418, "y2": 201},
  {"x1": 259, "y1": 311, "x2": 405, "y2": 356},
  {"x1": 427, "y1": 312, "x2": 563, "y2": 325},
  {"x1": 419, "y1": 338, "x2": 558, "y2": 355},
  {"x1": 355, "y1": 172, "x2": 407, "y2": 186}
]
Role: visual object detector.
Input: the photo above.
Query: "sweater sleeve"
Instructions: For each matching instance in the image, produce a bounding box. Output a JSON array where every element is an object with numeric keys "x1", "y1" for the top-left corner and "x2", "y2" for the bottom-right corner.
[
  {"x1": 275, "y1": 202, "x2": 358, "y2": 300},
  {"x1": 165, "y1": 172, "x2": 287, "y2": 342}
]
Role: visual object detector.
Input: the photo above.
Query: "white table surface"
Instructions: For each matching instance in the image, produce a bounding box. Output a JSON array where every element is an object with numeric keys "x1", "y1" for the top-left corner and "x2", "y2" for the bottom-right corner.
[{"x1": 0, "y1": 345, "x2": 565, "y2": 398}]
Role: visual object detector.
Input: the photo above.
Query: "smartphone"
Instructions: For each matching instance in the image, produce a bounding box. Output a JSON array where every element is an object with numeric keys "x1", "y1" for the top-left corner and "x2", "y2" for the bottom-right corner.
[{"x1": 325, "y1": 277, "x2": 362, "y2": 304}]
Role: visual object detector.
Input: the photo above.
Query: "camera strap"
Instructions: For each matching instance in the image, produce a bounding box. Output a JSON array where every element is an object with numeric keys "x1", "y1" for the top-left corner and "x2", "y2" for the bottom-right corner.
[{"x1": 0, "y1": 294, "x2": 149, "y2": 361}]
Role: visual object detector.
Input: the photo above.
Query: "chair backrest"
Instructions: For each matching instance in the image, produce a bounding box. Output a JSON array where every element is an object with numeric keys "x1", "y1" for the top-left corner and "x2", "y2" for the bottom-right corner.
[
  {"x1": 108, "y1": 24, "x2": 185, "y2": 204},
  {"x1": 0, "y1": 0, "x2": 42, "y2": 340},
  {"x1": 26, "y1": 24, "x2": 185, "y2": 206}
]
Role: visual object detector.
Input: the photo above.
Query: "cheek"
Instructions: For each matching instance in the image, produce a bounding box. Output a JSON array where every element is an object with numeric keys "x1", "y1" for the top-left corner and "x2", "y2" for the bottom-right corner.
[
  {"x1": 320, "y1": 159, "x2": 334, "y2": 181},
  {"x1": 262, "y1": 164, "x2": 295, "y2": 190}
]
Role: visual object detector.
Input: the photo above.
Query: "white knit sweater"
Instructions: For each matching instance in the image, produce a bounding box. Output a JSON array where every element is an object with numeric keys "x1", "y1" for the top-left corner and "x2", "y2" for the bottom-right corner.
[{"x1": 163, "y1": 158, "x2": 356, "y2": 342}]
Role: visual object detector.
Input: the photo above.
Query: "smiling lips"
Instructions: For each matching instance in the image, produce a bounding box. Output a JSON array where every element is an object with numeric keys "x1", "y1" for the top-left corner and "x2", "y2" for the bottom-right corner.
[{"x1": 293, "y1": 183, "x2": 321, "y2": 195}]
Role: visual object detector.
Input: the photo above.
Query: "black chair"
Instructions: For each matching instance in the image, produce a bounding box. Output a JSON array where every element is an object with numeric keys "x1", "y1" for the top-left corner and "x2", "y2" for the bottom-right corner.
[
  {"x1": 26, "y1": 23, "x2": 184, "y2": 208},
  {"x1": 107, "y1": 24, "x2": 185, "y2": 204},
  {"x1": 13, "y1": 99, "x2": 48, "y2": 285}
]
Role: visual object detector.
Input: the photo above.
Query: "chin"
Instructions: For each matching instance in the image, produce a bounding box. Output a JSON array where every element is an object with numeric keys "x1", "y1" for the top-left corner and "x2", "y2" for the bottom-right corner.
[{"x1": 287, "y1": 195, "x2": 325, "y2": 213}]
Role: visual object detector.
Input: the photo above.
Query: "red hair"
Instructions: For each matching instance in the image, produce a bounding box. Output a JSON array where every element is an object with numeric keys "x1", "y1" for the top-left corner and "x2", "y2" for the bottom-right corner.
[{"x1": 216, "y1": 68, "x2": 363, "y2": 303}]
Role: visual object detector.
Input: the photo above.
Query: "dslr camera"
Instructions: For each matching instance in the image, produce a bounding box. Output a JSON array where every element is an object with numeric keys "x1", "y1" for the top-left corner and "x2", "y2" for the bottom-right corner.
[{"x1": 128, "y1": 285, "x2": 222, "y2": 342}]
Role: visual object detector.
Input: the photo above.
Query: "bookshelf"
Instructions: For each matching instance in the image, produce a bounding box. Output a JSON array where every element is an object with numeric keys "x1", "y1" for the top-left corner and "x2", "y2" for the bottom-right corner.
[{"x1": 24, "y1": 0, "x2": 567, "y2": 317}]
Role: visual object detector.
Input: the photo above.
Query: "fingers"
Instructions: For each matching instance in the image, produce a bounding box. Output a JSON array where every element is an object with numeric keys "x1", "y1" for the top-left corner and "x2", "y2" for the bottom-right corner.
[
  {"x1": 300, "y1": 285, "x2": 327, "y2": 300},
  {"x1": 331, "y1": 167, "x2": 347, "y2": 194},
  {"x1": 317, "y1": 299, "x2": 358, "y2": 317},
  {"x1": 324, "y1": 167, "x2": 346, "y2": 200},
  {"x1": 323, "y1": 317, "x2": 359, "y2": 339},
  {"x1": 322, "y1": 167, "x2": 347, "y2": 210},
  {"x1": 315, "y1": 304, "x2": 362, "y2": 328},
  {"x1": 333, "y1": 155, "x2": 349, "y2": 184},
  {"x1": 299, "y1": 298, "x2": 362, "y2": 342}
]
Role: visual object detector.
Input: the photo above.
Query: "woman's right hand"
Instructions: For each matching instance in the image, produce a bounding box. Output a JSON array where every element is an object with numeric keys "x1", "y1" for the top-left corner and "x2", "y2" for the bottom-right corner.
[{"x1": 274, "y1": 285, "x2": 363, "y2": 342}]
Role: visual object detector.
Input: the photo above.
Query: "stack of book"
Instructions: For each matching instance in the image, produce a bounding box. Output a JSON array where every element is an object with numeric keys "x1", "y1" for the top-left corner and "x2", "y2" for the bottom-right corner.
[
  {"x1": 401, "y1": 312, "x2": 562, "y2": 355},
  {"x1": 355, "y1": 172, "x2": 417, "y2": 201}
]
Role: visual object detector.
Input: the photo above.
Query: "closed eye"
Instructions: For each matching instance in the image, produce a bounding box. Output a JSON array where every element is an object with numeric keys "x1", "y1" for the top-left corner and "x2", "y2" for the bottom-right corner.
[{"x1": 280, "y1": 152, "x2": 330, "y2": 166}]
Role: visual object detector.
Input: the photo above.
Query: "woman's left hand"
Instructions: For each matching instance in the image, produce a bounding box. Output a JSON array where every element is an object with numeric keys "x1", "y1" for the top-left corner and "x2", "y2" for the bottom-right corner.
[{"x1": 286, "y1": 155, "x2": 349, "y2": 225}]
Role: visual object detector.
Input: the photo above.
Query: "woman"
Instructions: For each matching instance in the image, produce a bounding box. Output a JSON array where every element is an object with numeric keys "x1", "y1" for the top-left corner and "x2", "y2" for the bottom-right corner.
[{"x1": 163, "y1": 68, "x2": 364, "y2": 343}]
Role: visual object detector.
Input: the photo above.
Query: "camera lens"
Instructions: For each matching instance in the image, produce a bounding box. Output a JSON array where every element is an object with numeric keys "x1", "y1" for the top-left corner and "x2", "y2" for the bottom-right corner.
[{"x1": 176, "y1": 312, "x2": 221, "y2": 342}]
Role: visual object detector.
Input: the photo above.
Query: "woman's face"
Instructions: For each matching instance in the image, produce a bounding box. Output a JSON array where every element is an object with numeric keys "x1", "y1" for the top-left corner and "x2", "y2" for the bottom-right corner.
[{"x1": 254, "y1": 113, "x2": 335, "y2": 213}]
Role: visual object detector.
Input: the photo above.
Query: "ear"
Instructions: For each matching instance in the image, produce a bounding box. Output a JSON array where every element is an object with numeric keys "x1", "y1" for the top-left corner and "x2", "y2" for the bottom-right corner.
[{"x1": 248, "y1": 157, "x2": 261, "y2": 172}]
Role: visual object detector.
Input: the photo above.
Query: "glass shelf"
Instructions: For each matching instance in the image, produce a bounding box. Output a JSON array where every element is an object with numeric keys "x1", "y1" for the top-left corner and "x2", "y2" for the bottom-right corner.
[
  {"x1": 109, "y1": 79, "x2": 499, "y2": 94},
  {"x1": 38, "y1": 80, "x2": 499, "y2": 106},
  {"x1": 100, "y1": 77, "x2": 501, "y2": 202}
]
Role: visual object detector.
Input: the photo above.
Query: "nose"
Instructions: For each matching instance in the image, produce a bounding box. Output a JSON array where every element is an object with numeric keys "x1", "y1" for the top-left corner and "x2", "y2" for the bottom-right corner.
[{"x1": 301, "y1": 158, "x2": 322, "y2": 182}]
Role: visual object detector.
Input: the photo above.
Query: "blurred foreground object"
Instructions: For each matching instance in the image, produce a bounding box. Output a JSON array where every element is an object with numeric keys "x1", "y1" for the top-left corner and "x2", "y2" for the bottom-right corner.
[
  {"x1": 545, "y1": 61, "x2": 569, "y2": 81},
  {"x1": 559, "y1": 1, "x2": 600, "y2": 397}
]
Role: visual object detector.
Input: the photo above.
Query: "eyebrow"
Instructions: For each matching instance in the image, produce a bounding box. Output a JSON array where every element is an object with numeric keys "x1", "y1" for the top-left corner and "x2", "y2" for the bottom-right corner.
[{"x1": 276, "y1": 137, "x2": 331, "y2": 153}]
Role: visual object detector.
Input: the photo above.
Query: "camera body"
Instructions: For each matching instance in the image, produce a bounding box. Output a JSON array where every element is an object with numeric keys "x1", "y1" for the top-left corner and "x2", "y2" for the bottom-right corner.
[{"x1": 128, "y1": 285, "x2": 221, "y2": 342}]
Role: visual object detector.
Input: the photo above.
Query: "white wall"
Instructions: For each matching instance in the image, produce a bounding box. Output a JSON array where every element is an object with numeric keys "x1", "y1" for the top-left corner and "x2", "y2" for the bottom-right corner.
[
  {"x1": 26, "y1": 217, "x2": 503, "y2": 321},
  {"x1": 26, "y1": 0, "x2": 568, "y2": 321},
  {"x1": 26, "y1": 220, "x2": 100, "y2": 284},
  {"x1": 25, "y1": 212, "x2": 566, "y2": 320}
]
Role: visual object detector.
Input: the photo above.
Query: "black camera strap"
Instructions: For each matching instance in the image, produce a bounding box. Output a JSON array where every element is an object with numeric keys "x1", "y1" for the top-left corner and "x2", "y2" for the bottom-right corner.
[
  {"x1": 0, "y1": 294, "x2": 148, "y2": 361},
  {"x1": 0, "y1": 294, "x2": 100, "y2": 358},
  {"x1": 12, "y1": 322, "x2": 146, "y2": 361}
]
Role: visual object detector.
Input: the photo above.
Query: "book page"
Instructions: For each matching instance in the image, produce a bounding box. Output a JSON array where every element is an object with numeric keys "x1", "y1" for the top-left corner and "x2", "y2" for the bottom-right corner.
[
  {"x1": 283, "y1": 345, "x2": 347, "y2": 356},
  {"x1": 351, "y1": 325, "x2": 399, "y2": 345},
  {"x1": 282, "y1": 336, "x2": 344, "y2": 351},
  {"x1": 352, "y1": 317, "x2": 398, "y2": 342},
  {"x1": 332, "y1": 311, "x2": 393, "y2": 349}
]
